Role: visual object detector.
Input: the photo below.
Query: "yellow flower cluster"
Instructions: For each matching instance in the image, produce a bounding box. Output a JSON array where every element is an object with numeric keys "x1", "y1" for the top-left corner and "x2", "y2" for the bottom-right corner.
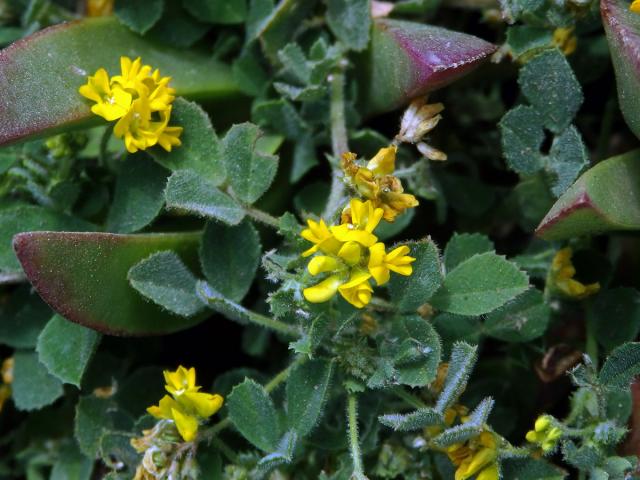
[
  {"x1": 632, "y1": 0, "x2": 640, "y2": 13},
  {"x1": 301, "y1": 198, "x2": 415, "y2": 309},
  {"x1": 79, "y1": 56, "x2": 182, "y2": 153},
  {"x1": 446, "y1": 430, "x2": 500, "y2": 480},
  {"x1": 525, "y1": 415, "x2": 562, "y2": 453},
  {"x1": 147, "y1": 366, "x2": 223, "y2": 442},
  {"x1": 0, "y1": 358, "x2": 13, "y2": 413},
  {"x1": 341, "y1": 146, "x2": 419, "y2": 222},
  {"x1": 552, "y1": 28, "x2": 577, "y2": 56},
  {"x1": 548, "y1": 247, "x2": 600, "y2": 299}
]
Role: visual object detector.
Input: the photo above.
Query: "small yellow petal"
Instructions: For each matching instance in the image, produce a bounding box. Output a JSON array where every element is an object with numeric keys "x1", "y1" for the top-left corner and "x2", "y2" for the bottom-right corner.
[
  {"x1": 308, "y1": 256, "x2": 340, "y2": 276},
  {"x1": 367, "y1": 145, "x2": 397, "y2": 176},
  {"x1": 171, "y1": 407, "x2": 199, "y2": 442},
  {"x1": 181, "y1": 392, "x2": 224, "y2": 418},
  {"x1": 303, "y1": 275, "x2": 344, "y2": 303}
]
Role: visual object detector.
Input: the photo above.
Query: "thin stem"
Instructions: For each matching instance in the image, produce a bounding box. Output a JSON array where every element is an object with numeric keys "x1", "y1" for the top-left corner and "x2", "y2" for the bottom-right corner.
[
  {"x1": 244, "y1": 206, "x2": 280, "y2": 229},
  {"x1": 210, "y1": 437, "x2": 239, "y2": 464},
  {"x1": 247, "y1": 310, "x2": 300, "y2": 338},
  {"x1": 347, "y1": 393, "x2": 368, "y2": 480},
  {"x1": 323, "y1": 69, "x2": 348, "y2": 220},
  {"x1": 595, "y1": 93, "x2": 616, "y2": 161},
  {"x1": 368, "y1": 297, "x2": 395, "y2": 312},
  {"x1": 391, "y1": 387, "x2": 427, "y2": 409}
]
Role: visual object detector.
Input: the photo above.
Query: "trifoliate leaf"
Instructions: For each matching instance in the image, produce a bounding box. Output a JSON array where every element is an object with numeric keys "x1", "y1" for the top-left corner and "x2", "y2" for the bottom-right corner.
[
  {"x1": 546, "y1": 125, "x2": 588, "y2": 197},
  {"x1": 499, "y1": 105, "x2": 545, "y2": 175},
  {"x1": 443, "y1": 233, "x2": 494, "y2": 272}
]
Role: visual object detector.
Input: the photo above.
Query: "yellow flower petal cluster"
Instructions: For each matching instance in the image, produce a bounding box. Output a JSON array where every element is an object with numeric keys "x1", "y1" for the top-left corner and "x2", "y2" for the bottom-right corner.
[
  {"x1": 446, "y1": 430, "x2": 500, "y2": 480},
  {"x1": 301, "y1": 198, "x2": 415, "y2": 309},
  {"x1": 147, "y1": 366, "x2": 223, "y2": 442},
  {"x1": 79, "y1": 56, "x2": 182, "y2": 154},
  {"x1": 0, "y1": 357, "x2": 13, "y2": 413},
  {"x1": 632, "y1": 0, "x2": 640, "y2": 13},
  {"x1": 525, "y1": 415, "x2": 562, "y2": 452},
  {"x1": 548, "y1": 247, "x2": 600, "y2": 299},
  {"x1": 341, "y1": 146, "x2": 419, "y2": 222},
  {"x1": 85, "y1": 0, "x2": 113, "y2": 16}
]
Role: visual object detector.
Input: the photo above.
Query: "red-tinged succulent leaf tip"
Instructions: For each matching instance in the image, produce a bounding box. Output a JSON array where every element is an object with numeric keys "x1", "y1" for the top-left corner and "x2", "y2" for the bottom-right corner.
[
  {"x1": 535, "y1": 191, "x2": 595, "y2": 237},
  {"x1": 13, "y1": 230, "x2": 203, "y2": 336}
]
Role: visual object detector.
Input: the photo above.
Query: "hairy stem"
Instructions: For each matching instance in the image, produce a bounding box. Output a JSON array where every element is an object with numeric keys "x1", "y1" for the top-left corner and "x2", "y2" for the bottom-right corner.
[
  {"x1": 244, "y1": 205, "x2": 280, "y2": 229},
  {"x1": 323, "y1": 69, "x2": 348, "y2": 220},
  {"x1": 347, "y1": 393, "x2": 368, "y2": 480}
]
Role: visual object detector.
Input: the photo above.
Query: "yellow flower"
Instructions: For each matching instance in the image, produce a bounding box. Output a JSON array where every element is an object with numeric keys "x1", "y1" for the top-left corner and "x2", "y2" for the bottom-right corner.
[
  {"x1": 300, "y1": 199, "x2": 415, "y2": 309},
  {"x1": 79, "y1": 68, "x2": 132, "y2": 121},
  {"x1": 553, "y1": 27, "x2": 577, "y2": 56},
  {"x1": 548, "y1": 247, "x2": 600, "y2": 299},
  {"x1": 446, "y1": 431, "x2": 499, "y2": 480},
  {"x1": 525, "y1": 415, "x2": 562, "y2": 452},
  {"x1": 341, "y1": 147, "x2": 419, "y2": 222},
  {"x1": 631, "y1": 0, "x2": 640, "y2": 13},
  {"x1": 147, "y1": 366, "x2": 223, "y2": 442},
  {"x1": 368, "y1": 243, "x2": 415, "y2": 286},
  {"x1": 79, "y1": 56, "x2": 182, "y2": 153},
  {"x1": 338, "y1": 270, "x2": 374, "y2": 308}
]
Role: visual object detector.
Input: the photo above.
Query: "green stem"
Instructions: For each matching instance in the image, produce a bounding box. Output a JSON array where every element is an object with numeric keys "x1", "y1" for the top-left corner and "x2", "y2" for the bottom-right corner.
[
  {"x1": 323, "y1": 69, "x2": 348, "y2": 221},
  {"x1": 247, "y1": 310, "x2": 300, "y2": 338},
  {"x1": 595, "y1": 94, "x2": 616, "y2": 162},
  {"x1": 585, "y1": 315, "x2": 599, "y2": 371},
  {"x1": 244, "y1": 206, "x2": 280, "y2": 229},
  {"x1": 347, "y1": 393, "x2": 368, "y2": 480},
  {"x1": 391, "y1": 387, "x2": 427, "y2": 409},
  {"x1": 210, "y1": 437, "x2": 239, "y2": 464}
]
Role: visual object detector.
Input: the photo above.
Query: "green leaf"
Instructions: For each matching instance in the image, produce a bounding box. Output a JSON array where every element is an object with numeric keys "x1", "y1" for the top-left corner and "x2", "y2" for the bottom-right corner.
[
  {"x1": 14, "y1": 231, "x2": 203, "y2": 335},
  {"x1": 483, "y1": 289, "x2": 550, "y2": 342},
  {"x1": 389, "y1": 315, "x2": 442, "y2": 387},
  {"x1": 286, "y1": 359, "x2": 334, "y2": 437},
  {"x1": 50, "y1": 442, "x2": 94, "y2": 480},
  {"x1": 106, "y1": 154, "x2": 168, "y2": 234},
  {"x1": 602, "y1": 0, "x2": 640, "y2": 140},
  {"x1": 12, "y1": 350, "x2": 64, "y2": 411},
  {"x1": 128, "y1": 251, "x2": 204, "y2": 317},
  {"x1": 499, "y1": 105, "x2": 545, "y2": 175},
  {"x1": 359, "y1": 19, "x2": 496, "y2": 115},
  {"x1": 431, "y1": 397, "x2": 493, "y2": 447},
  {"x1": 228, "y1": 378, "x2": 281, "y2": 452},
  {"x1": 100, "y1": 431, "x2": 140, "y2": 472},
  {"x1": 248, "y1": 0, "x2": 319, "y2": 64},
  {"x1": 546, "y1": 125, "x2": 588, "y2": 197},
  {"x1": 378, "y1": 408, "x2": 443, "y2": 432},
  {"x1": 75, "y1": 396, "x2": 117, "y2": 458},
  {"x1": 326, "y1": 0, "x2": 371, "y2": 51},
  {"x1": 519, "y1": 49, "x2": 583, "y2": 133},
  {"x1": 183, "y1": 0, "x2": 247, "y2": 24},
  {"x1": 599, "y1": 342, "x2": 640, "y2": 389},
  {"x1": 430, "y1": 252, "x2": 529, "y2": 316},
  {"x1": 0, "y1": 17, "x2": 239, "y2": 146},
  {"x1": 506, "y1": 26, "x2": 553, "y2": 59},
  {"x1": 590, "y1": 288, "x2": 640, "y2": 352},
  {"x1": 389, "y1": 240, "x2": 443, "y2": 313},
  {"x1": 222, "y1": 123, "x2": 279, "y2": 204},
  {"x1": 0, "y1": 205, "x2": 93, "y2": 274},
  {"x1": 150, "y1": 98, "x2": 225, "y2": 185},
  {"x1": 0, "y1": 287, "x2": 52, "y2": 348},
  {"x1": 164, "y1": 170, "x2": 245, "y2": 225},
  {"x1": 536, "y1": 150, "x2": 640, "y2": 240},
  {"x1": 443, "y1": 233, "x2": 494, "y2": 272},
  {"x1": 146, "y1": 1, "x2": 210, "y2": 48},
  {"x1": 200, "y1": 220, "x2": 261, "y2": 302},
  {"x1": 501, "y1": 457, "x2": 567, "y2": 480},
  {"x1": 37, "y1": 315, "x2": 101, "y2": 387},
  {"x1": 114, "y1": 0, "x2": 164, "y2": 34},
  {"x1": 435, "y1": 342, "x2": 477, "y2": 413}
]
